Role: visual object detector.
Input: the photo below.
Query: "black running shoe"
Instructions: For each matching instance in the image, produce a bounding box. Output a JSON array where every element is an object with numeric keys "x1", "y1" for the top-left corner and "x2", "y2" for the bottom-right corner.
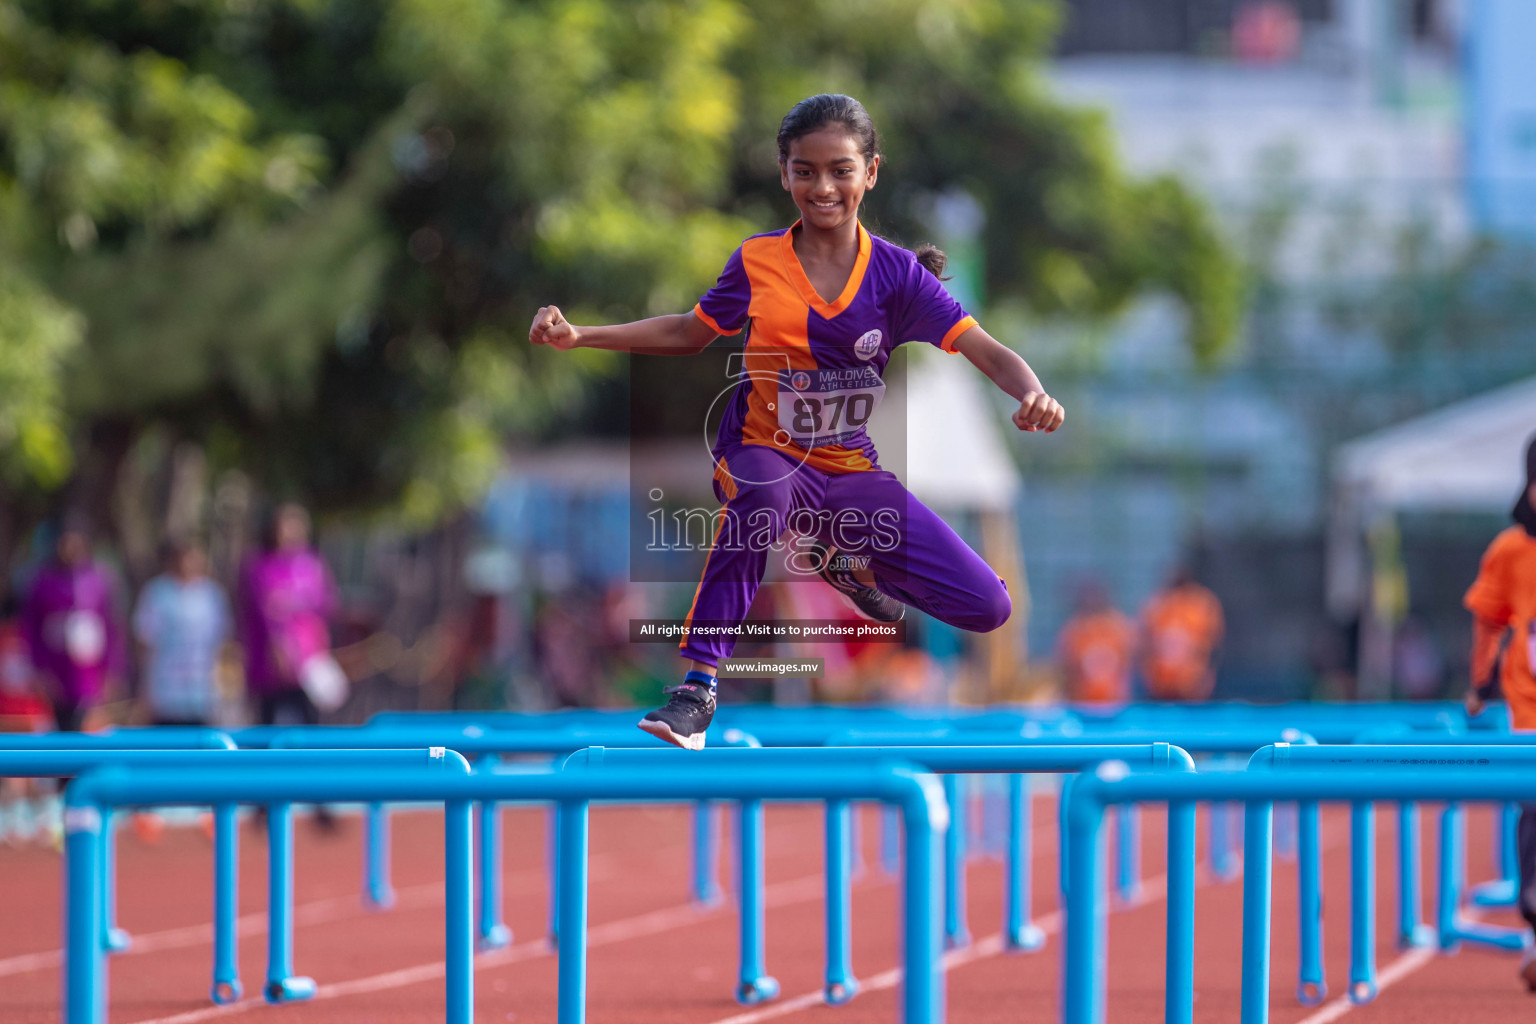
[
  {"x1": 637, "y1": 684, "x2": 716, "y2": 751},
  {"x1": 810, "y1": 542, "x2": 905, "y2": 623}
]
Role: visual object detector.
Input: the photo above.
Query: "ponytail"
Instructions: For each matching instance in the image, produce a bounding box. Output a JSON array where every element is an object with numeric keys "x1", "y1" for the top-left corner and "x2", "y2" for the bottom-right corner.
[{"x1": 912, "y1": 243, "x2": 950, "y2": 280}]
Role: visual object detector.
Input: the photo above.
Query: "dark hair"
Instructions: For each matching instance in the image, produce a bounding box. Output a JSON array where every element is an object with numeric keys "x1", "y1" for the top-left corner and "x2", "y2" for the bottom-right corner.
[
  {"x1": 777, "y1": 94, "x2": 880, "y2": 164},
  {"x1": 912, "y1": 243, "x2": 949, "y2": 280}
]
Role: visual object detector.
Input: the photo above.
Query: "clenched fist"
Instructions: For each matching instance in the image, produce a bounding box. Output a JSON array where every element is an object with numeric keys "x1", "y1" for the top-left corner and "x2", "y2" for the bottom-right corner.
[
  {"x1": 1013, "y1": 391, "x2": 1064, "y2": 433},
  {"x1": 529, "y1": 305, "x2": 582, "y2": 350}
]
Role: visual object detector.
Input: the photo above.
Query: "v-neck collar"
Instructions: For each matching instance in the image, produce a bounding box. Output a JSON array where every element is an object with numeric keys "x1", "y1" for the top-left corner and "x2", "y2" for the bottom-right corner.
[{"x1": 780, "y1": 220, "x2": 871, "y2": 319}]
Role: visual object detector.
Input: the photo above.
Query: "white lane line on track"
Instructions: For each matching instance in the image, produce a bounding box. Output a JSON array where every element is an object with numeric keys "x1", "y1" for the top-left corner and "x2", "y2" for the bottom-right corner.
[{"x1": 124, "y1": 871, "x2": 841, "y2": 1024}]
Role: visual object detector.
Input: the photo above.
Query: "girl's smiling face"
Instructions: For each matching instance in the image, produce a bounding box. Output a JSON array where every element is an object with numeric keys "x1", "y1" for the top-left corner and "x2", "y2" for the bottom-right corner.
[{"x1": 779, "y1": 127, "x2": 879, "y2": 232}]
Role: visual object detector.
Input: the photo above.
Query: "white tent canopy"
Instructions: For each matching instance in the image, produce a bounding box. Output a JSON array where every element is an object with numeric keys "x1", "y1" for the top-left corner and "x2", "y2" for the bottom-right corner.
[
  {"x1": 872, "y1": 346, "x2": 1022, "y2": 512},
  {"x1": 1328, "y1": 376, "x2": 1536, "y2": 697},
  {"x1": 1334, "y1": 375, "x2": 1536, "y2": 512},
  {"x1": 1327, "y1": 375, "x2": 1536, "y2": 676}
]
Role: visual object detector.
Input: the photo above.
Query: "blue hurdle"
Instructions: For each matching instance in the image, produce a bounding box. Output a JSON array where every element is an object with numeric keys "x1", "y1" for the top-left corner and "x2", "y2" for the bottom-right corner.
[
  {"x1": 62, "y1": 757, "x2": 947, "y2": 1024},
  {"x1": 0, "y1": 730, "x2": 234, "y2": 956},
  {"x1": 1064, "y1": 762, "x2": 1536, "y2": 1024},
  {"x1": 565, "y1": 740, "x2": 1194, "y2": 1003},
  {"x1": 3, "y1": 745, "x2": 464, "y2": 1004}
]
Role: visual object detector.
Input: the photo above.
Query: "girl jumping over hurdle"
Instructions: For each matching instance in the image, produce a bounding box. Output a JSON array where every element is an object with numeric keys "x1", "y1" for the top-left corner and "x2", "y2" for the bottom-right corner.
[{"x1": 529, "y1": 94, "x2": 1064, "y2": 749}]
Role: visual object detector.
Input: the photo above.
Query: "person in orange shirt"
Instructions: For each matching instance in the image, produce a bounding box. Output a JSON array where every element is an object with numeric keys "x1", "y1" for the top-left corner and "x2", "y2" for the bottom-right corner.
[
  {"x1": 1140, "y1": 567, "x2": 1225, "y2": 702},
  {"x1": 1464, "y1": 433, "x2": 1536, "y2": 989},
  {"x1": 1057, "y1": 582, "x2": 1137, "y2": 705}
]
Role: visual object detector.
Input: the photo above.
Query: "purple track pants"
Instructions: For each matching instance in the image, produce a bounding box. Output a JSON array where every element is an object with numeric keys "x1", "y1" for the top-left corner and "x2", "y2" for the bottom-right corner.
[{"x1": 679, "y1": 444, "x2": 1011, "y2": 666}]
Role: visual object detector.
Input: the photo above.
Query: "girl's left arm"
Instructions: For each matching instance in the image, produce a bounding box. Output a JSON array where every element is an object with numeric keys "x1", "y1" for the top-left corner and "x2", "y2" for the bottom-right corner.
[{"x1": 951, "y1": 326, "x2": 1065, "y2": 433}]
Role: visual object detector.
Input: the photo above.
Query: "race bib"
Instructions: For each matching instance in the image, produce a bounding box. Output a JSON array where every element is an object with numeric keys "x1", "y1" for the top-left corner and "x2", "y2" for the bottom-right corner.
[
  {"x1": 777, "y1": 366, "x2": 884, "y2": 447},
  {"x1": 63, "y1": 611, "x2": 107, "y2": 666}
]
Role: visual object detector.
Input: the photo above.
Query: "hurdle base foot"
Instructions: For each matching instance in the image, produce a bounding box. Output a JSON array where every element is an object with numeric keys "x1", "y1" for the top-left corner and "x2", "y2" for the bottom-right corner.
[
  {"x1": 363, "y1": 888, "x2": 397, "y2": 911},
  {"x1": 1396, "y1": 924, "x2": 1437, "y2": 950},
  {"x1": 104, "y1": 927, "x2": 132, "y2": 953},
  {"x1": 264, "y1": 976, "x2": 317, "y2": 1004},
  {"x1": 825, "y1": 979, "x2": 859, "y2": 1005},
  {"x1": 210, "y1": 979, "x2": 243, "y2": 1004},
  {"x1": 1470, "y1": 879, "x2": 1517, "y2": 908},
  {"x1": 1348, "y1": 979, "x2": 1377, "y2": 1005},
  {"x1": 1006, "y1": 924, "x2": 1048, "y2": 953},
  {"x1": 1296, "y1": 980, "x2": 1327, "y2": 1006},
  {"x1": 1447, "y1": 920, "x2": 1528, "y2": 952},
  {"x1": 736, "y1": 976, "x2": 780, "y2": 1005},
  {"x1": 476, "y1": 924, "x2": 513, "y2": 952},
  {"x1": 943, "y1": 930, "x2": 972, "y2": 952}
]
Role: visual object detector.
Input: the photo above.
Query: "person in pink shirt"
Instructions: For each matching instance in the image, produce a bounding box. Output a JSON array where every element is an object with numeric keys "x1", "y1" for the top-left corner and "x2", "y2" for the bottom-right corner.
[
  {"x1": 21, "y1": 517, "x2": 121, "y2": 732},
  {"x1": 239, "y1": 503, "x2": 338, "y2": 727}
]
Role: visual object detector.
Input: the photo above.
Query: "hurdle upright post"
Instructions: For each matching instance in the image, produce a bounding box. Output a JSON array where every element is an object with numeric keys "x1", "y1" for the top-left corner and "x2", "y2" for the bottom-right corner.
[
  {"x1": 1396, "y1": 802, "x2": 1431, "y2": 947},
  {"x1": 1437, "y1": 802, "x2": 1465, "y2": 951},
  {"x1": 1005, "y1": 772, "x2": 1046, "y2": 951},
  {"x1": 477, "y1": 795, "x2": 512, "y2": 948},
  {"x1": 364, "y1": 803, "x2": 396, "y2": 909},
  {"x1": 899, "y1": 772, "x2": 944, "y2": 1024},
  {"x1": 824, "y1": 799, "x2": 858, "y2": 1002},
  {"x1": 1165, "y1": 798, "x2": 1196, "y2": 1024},
  {"x1": 942, "y1": 772, "x2": 970, "y2": 949},
  {"x1": 64, "y1": 801, "x2": 105, "y2": 1024},
  {"x1": 101, "y1": 810, "x2": 130, "y2": 952},
  {"x1": 1297, "y1": 800, "x2": 1325, "y2": 1003},
  {"x1": 556, "y1": 799, "x2": 591, "y2": 1024},
  {"x1": 735, "y1": 798, "x2": 778, "y2": 1003},
  {"x1": 692, "y1": 800, "x2": 722, "y2": 906},
  {"x1": 1348, "y1": 800, "x2": 1378, "y2": 1004},
  {"x1": 445, "y1": 798, "x2": 475, "y2": 1024},
  {"x1": 1114, "y1": 803, "x2": 1141, "y2": 905},
  {"x1": 1062, "y1": 778, "x2": 1107, "y2": 1024},
  {"x1": 264, "y1": 802, "x2": 316, "y2": 1002},
  {"x1": 211, "y1": 803, "x2": 242, "y2": 1002},
  {"x1": 1239, "y1": 797, "x2": 1274, "y2": 1024}
]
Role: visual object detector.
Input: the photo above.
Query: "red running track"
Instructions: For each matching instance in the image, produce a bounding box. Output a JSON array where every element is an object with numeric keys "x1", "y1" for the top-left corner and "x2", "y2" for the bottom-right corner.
[{"x1": 0, "y1": 797, "x2": 1530, "y2": 1024}]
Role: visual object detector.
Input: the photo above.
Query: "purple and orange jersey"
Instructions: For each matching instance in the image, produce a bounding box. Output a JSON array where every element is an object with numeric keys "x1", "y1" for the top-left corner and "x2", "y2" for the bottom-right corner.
[{"x1": 693, "y1": 221, "x2": 976, "y2": 488}]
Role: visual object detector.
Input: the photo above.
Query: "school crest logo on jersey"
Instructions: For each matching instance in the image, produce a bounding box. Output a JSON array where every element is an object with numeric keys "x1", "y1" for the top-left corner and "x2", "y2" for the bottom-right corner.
[
  {"x1": 854, "y1": 329, "x2": 883, "y2": 361},
  {"x1": 790, "y1": 370, "x2": 812, "y2": 390}
]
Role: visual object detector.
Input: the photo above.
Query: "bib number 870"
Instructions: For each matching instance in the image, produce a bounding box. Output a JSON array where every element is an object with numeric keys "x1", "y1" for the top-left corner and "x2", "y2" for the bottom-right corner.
[{"x1": 791, "y1": 392, "x2": 876, "y2": 435}]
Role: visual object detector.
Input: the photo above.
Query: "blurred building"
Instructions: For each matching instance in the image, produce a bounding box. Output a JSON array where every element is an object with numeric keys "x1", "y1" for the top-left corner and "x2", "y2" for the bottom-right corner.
[{"x1": 1012, "y1": 0, "x2": 1536, "y2": 696}]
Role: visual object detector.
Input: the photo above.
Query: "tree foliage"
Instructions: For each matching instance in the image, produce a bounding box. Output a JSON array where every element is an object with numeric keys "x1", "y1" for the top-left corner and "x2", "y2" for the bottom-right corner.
[{"x1": 1, "y1": 0, "x2": 1242, "y2": 544}]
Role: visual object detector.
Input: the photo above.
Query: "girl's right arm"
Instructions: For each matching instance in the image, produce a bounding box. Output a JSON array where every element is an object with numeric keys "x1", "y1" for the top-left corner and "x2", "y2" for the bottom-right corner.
[{"x1": 529, "y1": 306, "x2": 718, "y2": 356}]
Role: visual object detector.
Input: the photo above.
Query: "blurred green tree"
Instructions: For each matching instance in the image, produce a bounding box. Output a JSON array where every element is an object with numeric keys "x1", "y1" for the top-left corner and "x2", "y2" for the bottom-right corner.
[{"x1": 1, "y1": 0, "x2": 1240, "y2": 582}]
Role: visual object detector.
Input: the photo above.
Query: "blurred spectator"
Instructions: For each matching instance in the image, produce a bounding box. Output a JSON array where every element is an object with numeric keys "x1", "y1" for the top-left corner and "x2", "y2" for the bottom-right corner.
[
  {"x1": 0, "y1": 595, "x2": 48, "y2": 729},
  {"x1": 239, "y1": 504, "x2": 340, "y2": 727},
  {"x1": 133, "y1": 539, "x2": 231, "y2": 727},
  {"x1": 21, "y1": 516, "x2": 121, "y2": 731},
  {"x1": 1056, "y1": 581, "x2": 1136, "y2": 704},
  {"x1": 1232, "y1": 1, "x2": 1301, "y2": 63},
  {"x1": 1393, "y1": 617, "x2": 1446, "y2": 700},
  {"x1": 0, "y1": 595, "x2": 52, "y2": 844},
  {"x1": 1139, "y1": 567, "x2": 1226, "y2": 702}
]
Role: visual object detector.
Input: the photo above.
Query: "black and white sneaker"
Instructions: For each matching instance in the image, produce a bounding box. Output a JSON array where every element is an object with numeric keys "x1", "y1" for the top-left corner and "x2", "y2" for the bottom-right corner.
[
  {"x1": 637, "y1": 684, "x2": 716, "y2": 751},
  {"x1": 810, "y1": 542, "x2": 905, "y2": 623}
]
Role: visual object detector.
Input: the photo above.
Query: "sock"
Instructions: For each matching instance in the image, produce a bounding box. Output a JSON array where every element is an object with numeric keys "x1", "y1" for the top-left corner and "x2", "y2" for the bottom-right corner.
[{"x1": 684, "y1": 669, "x2": 718, "y2": 698}]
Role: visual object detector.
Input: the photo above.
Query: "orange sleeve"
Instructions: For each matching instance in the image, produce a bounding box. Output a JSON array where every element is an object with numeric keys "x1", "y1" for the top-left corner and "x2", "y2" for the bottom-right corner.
[
  {"x1": 939, "y1": 315, "x2": 979, "y2": 353},
  {"x1": 1465, "y1": 533, "x2": 1515, "y2": 627}
]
